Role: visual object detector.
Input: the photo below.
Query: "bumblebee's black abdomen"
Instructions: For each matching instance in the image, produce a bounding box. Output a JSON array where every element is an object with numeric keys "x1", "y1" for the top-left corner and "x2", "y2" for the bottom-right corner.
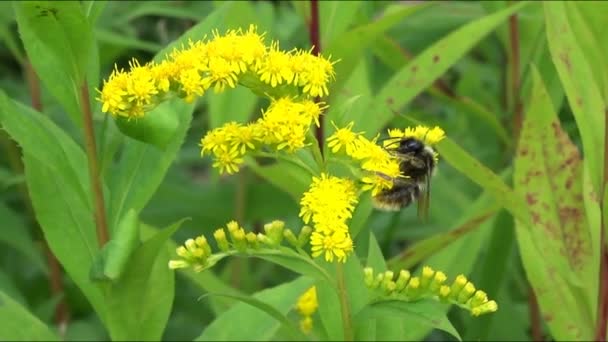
[{"x1": 372, "y1": 183, "x2": 421, "y2": 211}]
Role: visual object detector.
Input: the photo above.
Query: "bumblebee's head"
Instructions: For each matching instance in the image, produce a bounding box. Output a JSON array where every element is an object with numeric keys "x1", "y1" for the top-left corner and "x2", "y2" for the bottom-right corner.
[{"x1": 398, "y1": 137, "x2": 424, "y2": 154}]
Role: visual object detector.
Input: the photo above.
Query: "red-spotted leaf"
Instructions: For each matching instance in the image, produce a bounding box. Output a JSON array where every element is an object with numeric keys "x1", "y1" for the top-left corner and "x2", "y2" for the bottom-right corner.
[
  {"x1": 513, "y1": 67, "x2": 596, "y2": 341},
  {"x1": 544, "y1": 2, "x2": 605, "y2": 195}
]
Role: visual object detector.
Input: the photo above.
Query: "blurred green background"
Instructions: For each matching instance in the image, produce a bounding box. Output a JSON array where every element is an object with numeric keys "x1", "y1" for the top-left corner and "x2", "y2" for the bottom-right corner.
[{"x1": 0, "y1": 1, "x2": 579, "y2": 340}]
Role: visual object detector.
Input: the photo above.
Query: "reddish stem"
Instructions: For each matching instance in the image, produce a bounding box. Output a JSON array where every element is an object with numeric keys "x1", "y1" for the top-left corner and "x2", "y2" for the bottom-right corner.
[
  {"x1": 509, "y1": 12, "x2": 522, "y2": 140},
  {"x1": 308, "y1": 0, "x2": 324, "y2": 155},
  {"x1": 80, "y1": 82, "x2": 110, "y2": 247},
  {"x1": 528, "y1": 287, "x2": 543, "y2": 341}
]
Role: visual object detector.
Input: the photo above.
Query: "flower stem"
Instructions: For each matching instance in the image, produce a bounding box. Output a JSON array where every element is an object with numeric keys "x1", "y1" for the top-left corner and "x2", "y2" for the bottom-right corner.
[
  {"x1": 308, "y1": 0, "x2": 324, "y2": 157},
  {"x1": 336, "y1": 262, "x2": 354, "y2": 341},
  {"x1": 79, "y1": 81, "x2": 109, "y2": 247}
]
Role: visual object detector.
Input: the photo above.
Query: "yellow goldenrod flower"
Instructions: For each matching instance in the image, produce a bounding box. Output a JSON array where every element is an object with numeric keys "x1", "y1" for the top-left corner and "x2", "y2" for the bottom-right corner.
[
  {"x1": 256, "y1": 97, "x2": 324, "y2": 152},
  {"x1": 168, "y1": 234, "x2": 213, "y2": 272},
  {"x1": 310, "y1": 230, "x2": 354, "y2": 263},
  {"x1": 98, "y1": 25, "x2": 335, "y2": 119},
  {"x1": 387, "y1": 125, "x2": 446, "y2": 146},
  {"x1": 295, "y1": 286, "x2": 319, "y2": 333},
  {"x1": 327, "y1": 121, "x2": 362, "y2": 155},
  {"x1": 212, "y1": 148, "x2": 243, "y2": 175},
  {"x1": 98, "y1": 66, "x2": 129, "y2": 116},
  {"x1": 296, "y1": 286, "x2": 318, "y2": 317},
  {"x1": 299, "y1": 173, "x2": 358, "y2": 234},
  {"x1": 364, "y1": 266, "x2": 498, "y2": 317},
  {"x1": 257, "y1": 42, "x2": 294, "y2": 87},
  {"x1": 327, "y1": 123, "x2": 402, "y2": 195}
]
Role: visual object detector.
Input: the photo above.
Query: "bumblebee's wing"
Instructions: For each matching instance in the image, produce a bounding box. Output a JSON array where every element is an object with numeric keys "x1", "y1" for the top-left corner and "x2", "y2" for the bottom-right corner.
[{"x1": 416, "y1": 163, "x2": 432, "y2": 222}]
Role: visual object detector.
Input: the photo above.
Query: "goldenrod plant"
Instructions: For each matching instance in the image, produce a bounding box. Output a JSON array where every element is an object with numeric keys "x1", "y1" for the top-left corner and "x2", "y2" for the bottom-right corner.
[{"x1": 0, "y1": 1, "x2": 605, "y2": 342}]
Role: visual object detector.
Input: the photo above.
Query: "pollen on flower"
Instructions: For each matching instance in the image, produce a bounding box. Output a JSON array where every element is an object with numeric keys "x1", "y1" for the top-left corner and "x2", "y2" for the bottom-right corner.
[
  {"x1": 327, "y1": 121, "x2": 362, "y2": 155},
  {"x1": 98, "y1": 24, "x2": 337, "y2": 118},
  {"x1": 300, "y1": 173, "x2": 358, "y2": 263},
  {"x1": 401, "y1": 125, "x2": 446, "y2": 145},
  {"x1": 310, "y1": 230, "x2": 354, "y2": 263},
  {"x1": 328, "y1": 124, "x2": 402, "y2": 195}
]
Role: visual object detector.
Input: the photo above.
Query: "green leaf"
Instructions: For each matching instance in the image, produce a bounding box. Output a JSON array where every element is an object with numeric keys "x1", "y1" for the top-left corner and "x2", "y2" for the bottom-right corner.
[
  {"x1": 245, "y1": 158, "x2": 312, "y2": 202},
  {"x1": 366, "y1": 231, "x2": 387, "y2": 272},
  {"x1": 153, "y1": 2, "x2": 234, "y2": 63},
  {"x1": 544, "y1": 1, "x2": 605, "y2": 194},
  {"x1": 105, "y1": 219, "x2": 186, "y2": 341},
  {"x1": 564, "y1": 2, "x2": 608, "y2": 101},
  {"x1": 325, "y1": 3, "x2": 426, "y2": 98},
  {"x1": 349, "y1": 193, "x2": 373, "y2": 239},
  {"x1": 0, "y1": 291, "x2": 60, "y2": 341},
  {"x1": 315, "y1": 278, "x2": 344, "y2": 341},
  {"x1": 90, "y1": 209, "x2": 140, "y2": 281},
  {"x1": 207, "y1": 86, "x2": 258, "y2": 129},
  {"x1": 14, "y1": 1, "x2": 95, "y2": 124},
  {"x1": 435, "y1": 138, "x2": 526, "y2": 222},
  {"x1": 357, "y1": 300, "x2": 461, "y2": 341},
  {"x1": 256, "y1": 248, "x2": 333, "y2": 283},
  {"x1": 0, "y1": 203, "x2": 45, "y2": 270},
  {"x1": 107, "y1": 99, "x2": 194, "y2": 231},
  {"x1": 0, "y1": 92, "x2": 107, "y2": 322},
  {"x1": 114, "y1": 106, "x2": 181, "y2": 149},
  {"x1": 513, "y1": 67, "x2": 595, "y2": 340},
  {"x1": 320, "y1": 1, "x2": 363, "y2": 46},
  {"x1": 362, "y1": 2, "x2": 529, "y2": 134},
  {"x1": 389, "y1": 209, "x2": 498, "y2": 270},
  {"x1": 196, "y1": 277, "x2": 313, "y2": 341},
  {"x1": 199, "y1": 292, "x2": 305, "y2": 341}
]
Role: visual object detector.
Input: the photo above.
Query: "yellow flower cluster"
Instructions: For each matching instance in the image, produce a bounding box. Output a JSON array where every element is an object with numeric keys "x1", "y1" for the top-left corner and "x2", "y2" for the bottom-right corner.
[
  {"x1": 364, "y1": 266, "x2": 498, "y2": 317},
  {"x1": 299, "y1": 173, "x2": 358, "y2": 263},
  {"x1": 98, "y1": 25, "x2": 336, "y2": 118},
  {"x1": 295, "y1": 286, "x2": 318, "y2": 334},
  {"x1": 200, "y1": 97, "x2": 326, "y2": 174},
  {"x1": 168, "y1": 220, "x2": 313, "y2": 273},
  {"x1": 327, "y1": 121, "x2": 402, "y2": 196}
]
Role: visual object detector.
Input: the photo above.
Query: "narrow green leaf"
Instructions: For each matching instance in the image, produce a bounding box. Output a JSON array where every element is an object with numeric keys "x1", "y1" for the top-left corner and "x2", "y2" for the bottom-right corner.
[
  {"x1": 366, "y1": 232, "x2": 387, "y2": 272},
  {"x1": 153, "y1": 2, "x2": 234, "y2": 63},
  {"x1": 0, "y1": 203, "x2": 45, "y2": 270},
  {"x1": 0, "y1": 291, "x2": 60, "y2": 341},
  {"x1": 325, "y1": 3, "x2": 426, "y2": 98},
  {"x1": 349, "y1": 194, "x2": 373, "y2": 239},
  {"x1": 90, "y1": 209, "x2": 140, "y2": 281},
  {"x1": 389, "y1": 208, "x2": 498, "y2": 270},
  {"x1": 105, "y1": 219, "x2": 186, "y2": 341},
  {"x1": 0, "y1": 92, "x2": 107, "y2": 322},
  {"x1": 245, "y1": 158, "x2": 312, "y2": 202},
  {"x1": 315, "y1": 278, "x2": 344, "y2": 341},
  {"x1": 544, "y1": 1, "x2": 605, "y2": 194},
  {"x1": 363, "y1": 2, "x2": 529, "y2": 134},
  {"x1": 256, "y1": 248, "x2": 333, "y2": 283},
  {"x1": 199, "y1": 292, "x2": 305, "y2": 340},
  {"x1": 513, "y1": 67, "x2": 595, "y2": 340},
  {"x1": 564, "y1": 2, "x2": 608, "y2": 101},
  {"x1": 14, "y1": 1, "x2": 95, "y2": 124},
  {"x1": 207, "y1": 86, "x2": 258, "y2": 129},
  {"x1": 107, "y1": 99, "x2": 194, "y2": 231},
  {"x1": 358, "y1": 300, "x2": 461, "y2": 341},
  {"x1": 436, "y1": 138, "x2": 526, "y2": 222},
  {"x1": 320, "y1": 1, "x2": 363, "y2": 46},
  {"x1": 196, "y1": 277, "x2": 313, "y2": 341}
]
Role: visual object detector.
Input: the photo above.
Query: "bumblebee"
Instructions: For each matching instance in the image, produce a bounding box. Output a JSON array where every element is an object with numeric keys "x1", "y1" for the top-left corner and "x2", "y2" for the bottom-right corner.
[{"x1": 372, "y1": 136, "x2": 437, "y2": 220}]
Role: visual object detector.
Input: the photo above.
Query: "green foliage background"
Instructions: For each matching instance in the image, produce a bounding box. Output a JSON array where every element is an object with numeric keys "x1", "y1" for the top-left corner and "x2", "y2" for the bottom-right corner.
[{"x1": 0, "y1": 1, "x2": 605, "y2": 341}]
